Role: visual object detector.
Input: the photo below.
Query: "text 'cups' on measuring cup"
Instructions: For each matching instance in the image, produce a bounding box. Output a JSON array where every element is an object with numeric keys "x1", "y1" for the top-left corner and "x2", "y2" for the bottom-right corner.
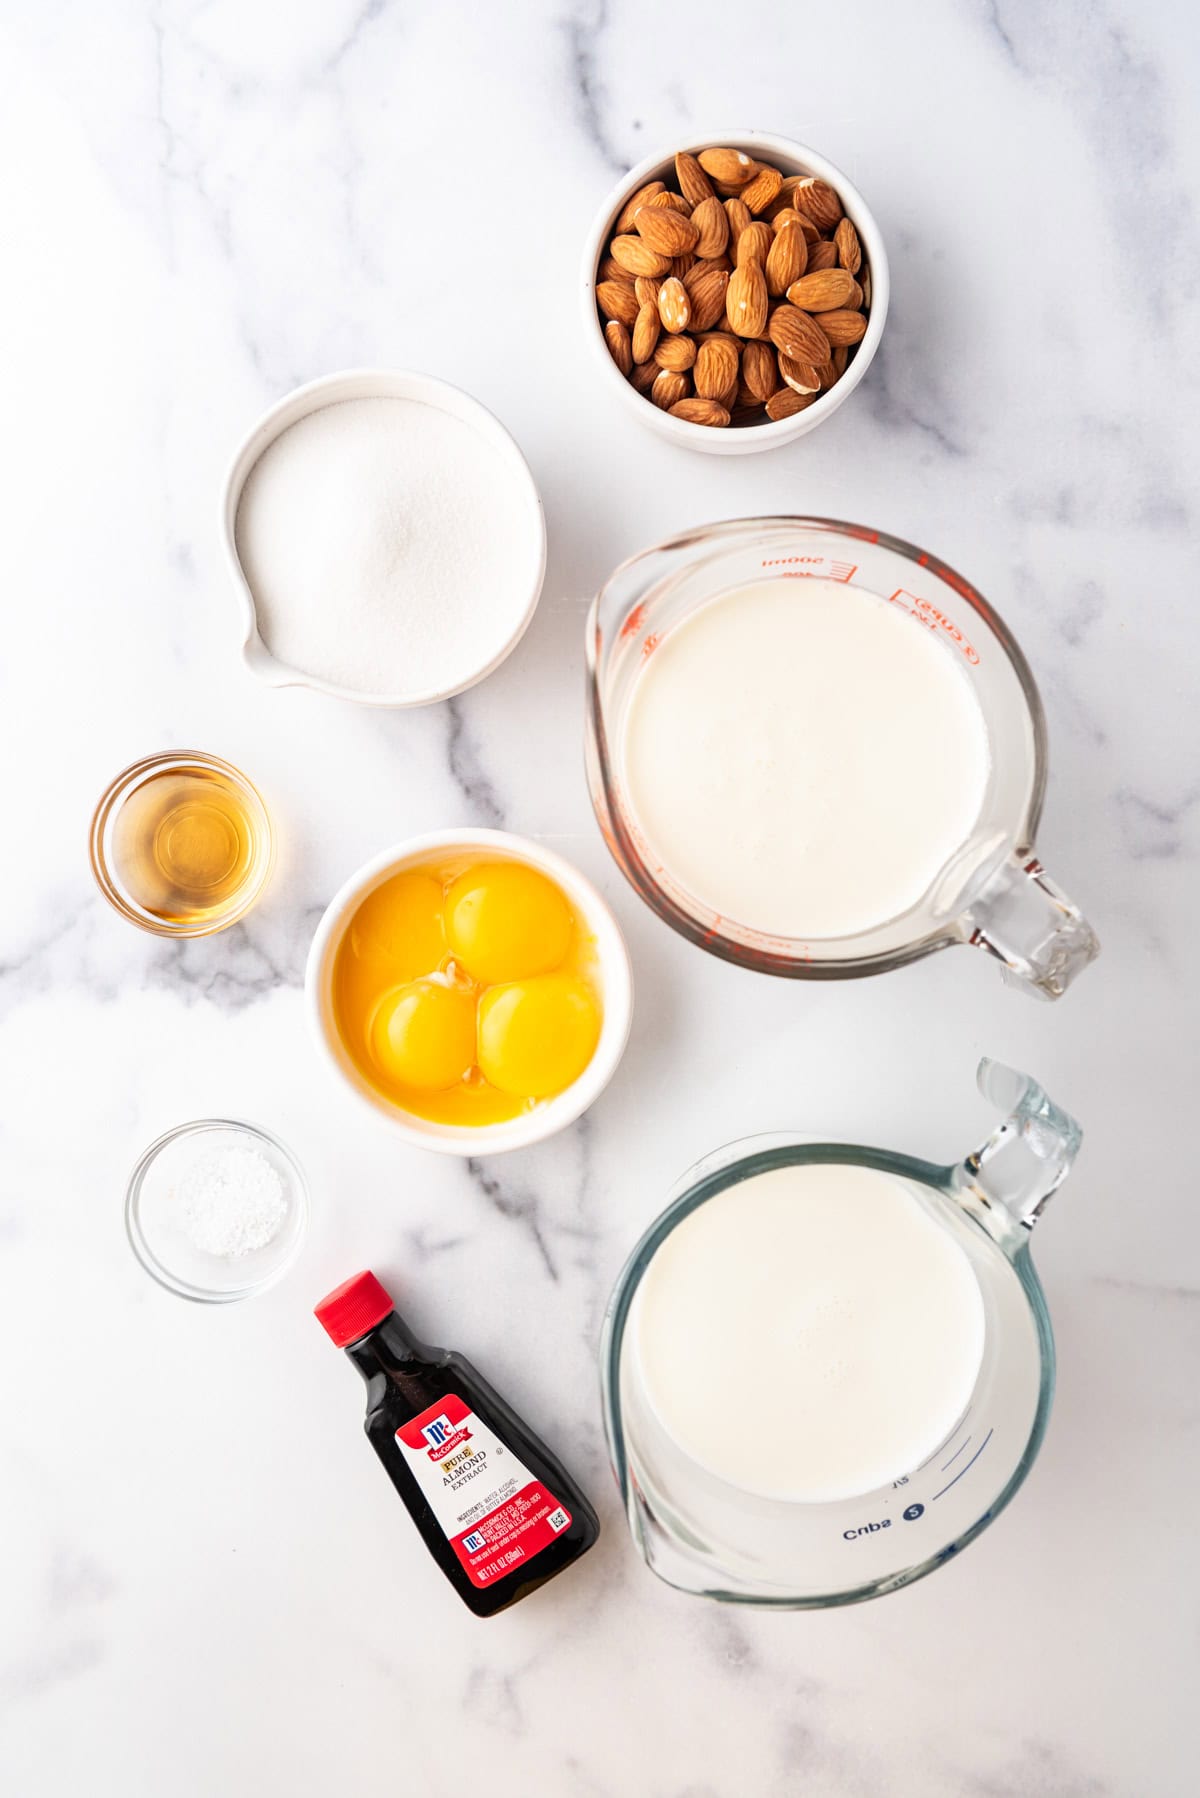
[
  {"x1": 584, "y1": 517, "x2": 1099, "y2": 999},
  {"x1": 599, "y1": 1060, "x2": 1082, "y2": 1608}
]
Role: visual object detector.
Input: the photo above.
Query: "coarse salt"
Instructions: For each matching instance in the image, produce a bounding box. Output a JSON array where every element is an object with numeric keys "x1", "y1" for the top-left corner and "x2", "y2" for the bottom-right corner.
[
  {"x1": 234, "y1": 395, "x2": 539, "y2": 698},
  {"x1": 175, "y1": 1144, "x2": 287, "y2": 1259}
]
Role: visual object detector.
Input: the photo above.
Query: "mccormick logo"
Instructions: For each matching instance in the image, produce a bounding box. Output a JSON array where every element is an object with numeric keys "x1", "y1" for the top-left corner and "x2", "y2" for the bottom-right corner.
[{"x1": 419, "y1": 1413, "x2": 472, "y2": 1459}]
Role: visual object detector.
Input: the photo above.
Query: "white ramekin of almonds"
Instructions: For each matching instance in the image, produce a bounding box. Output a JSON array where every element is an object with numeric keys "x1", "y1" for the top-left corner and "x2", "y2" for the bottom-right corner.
[{"x1": 581, "y1": 132, "x2": 889, "y2": 454}]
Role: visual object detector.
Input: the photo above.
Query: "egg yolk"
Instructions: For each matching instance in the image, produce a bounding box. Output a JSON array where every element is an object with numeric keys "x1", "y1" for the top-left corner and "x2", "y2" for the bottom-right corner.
[
  {"x1": 370, "y1": 979, "x2": 476, "y2": 1090},
  {"x1": 477, "y1": 974, "x2": 602, "y2": 1099},
  {"x1": 444, "y1": 862, "x2": 573, "y2": 984},
  {"x1": 348, "y1": 873, "x2": 445, "y2": 982}
]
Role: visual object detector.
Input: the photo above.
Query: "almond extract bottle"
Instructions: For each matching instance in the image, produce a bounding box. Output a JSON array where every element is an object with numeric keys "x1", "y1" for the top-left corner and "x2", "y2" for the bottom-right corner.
[{"x1": 315, "y1": 1270, "x2": 600, "y2": 1616}]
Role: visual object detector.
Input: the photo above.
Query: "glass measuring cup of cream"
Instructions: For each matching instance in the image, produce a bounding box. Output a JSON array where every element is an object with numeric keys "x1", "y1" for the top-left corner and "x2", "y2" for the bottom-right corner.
[
  {"x1": 585, "y1": 518, "x2": 1098, "y2": 998},
  {"x1": 600, "y1": 1059, "x2": 1081, "y2": 1607}
]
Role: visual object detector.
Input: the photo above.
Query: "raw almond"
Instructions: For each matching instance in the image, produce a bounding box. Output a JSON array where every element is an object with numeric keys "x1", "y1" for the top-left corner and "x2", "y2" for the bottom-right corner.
[
  {"x1": 651, "y1": 368, "x2": 690, "y2": 410},
  {"x1": 614, "y1": 180, "x2": 665, "y2": 235},
  {"x1": 675, "y1": 151, "x2": 714, "y2": 206},
  {"x1": 815, "y1": 360, "x2": 838, "y2": 390},
  {"x1": 610, "y1": 234, "x2": 672, "y2": 277},
  {"x1": 629, "y1": 358, "x2": 658, "y2": 393},
  {"x1": 792, "y1": 177, "x2": 842, "y2": 232},
  {"x1": 724, "y1": 197, "x2": 752, "y2": 242},
  {"x1": 632, "y1": 301, "x2": 661, "y2": 363},
  {"x1": 778, "y1": 353, "x2": 822, "y2": 394},
  {"x1": 767, "y1": 304, "x2": 832, "y2": 364},
  {"x1": 657, "y1": 276, "x2": 691, "y2": 333},
  {"x1": 723, "y1": 262, "x2": 770, "y2": 339},
  {"x1": 697, "y1": 146, "x2": 756, "y2": 188},
  {"x1": 832, "y1": 344, "x2": 850, "y2": 375},
  {"x1": 597, "y1": 254, "x2": 626, "y2": 282},
  {"x1": 683, "y1": 262, "x2": 730, "y2": 331},
  {"x1": 691, "y1": 196, "x2": 729, "y2": 259},
  {"x1": 834, "y1": 217, "x2": 862, "y2": 275},
  {"x1": 786, "y1": 269, "x2": 862, "y2": 313},
  {"x1": 771, "y1": 207, "x2": 821, "y2": 244},
  {"x1": 742, "y1": 339, "x2": 778, "y2": 401},
  {"x1": 634, "y1": 275, "x2": 662, "y2": 308},
  {"x1": 668, "y1": 253, "x2": 695, "y2": 280},
  {"x1": 765, "y1": 386, "x2": 817, "y2": 421},
  {"x1": 726, "y1": 260, "x2": 768, "y2": 337},
  {"x1": 763, "y1": 177, "x2": 803, "y2": 219},
  {"x1": 669, "y1": 396, "x2": 731, "y2": 426},
  {"x1": 695, "y1": 335, "x2": 740, "y2": 400},
  {"x1": 734, "y1": 376, "x2": 760, "y2": 414},
  {"x1": 604, "y1": 319, "x2": 633, "y2": 377},
  {"x1": 634, "y1": 205, "x2": 700, "y2": 257},
  {"x1": 654, "y1": 332, "x2": 697, "y2": 371},
  {"x1": 740, "y1": 163, "x2": 783, "y2": 214},
  {"x1": 817, "y1": 308, "x2": 868, "y2": 346},
  {"x1": 805, "y1": 238, "x2": 838, "y2": 272},
  {"x1": 596, "y1": 278, "x2": 639, "y2": 327},
  {"x1": 765, "y1": 219, "x2": 806, "y2": 295},
  {"x1": 736, "y1": 221, "x2": 772, "y2": 267},
  {"x1": 657, "y1": 191, "x2": 693, "y2": 215}
]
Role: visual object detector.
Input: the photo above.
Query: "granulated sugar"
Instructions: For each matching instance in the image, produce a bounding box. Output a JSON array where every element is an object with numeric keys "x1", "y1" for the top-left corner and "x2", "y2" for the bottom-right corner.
[
  {"x1": 234, "y1": 396, "x2": 539, "y2": 698},
  {"x1": 175, "y1": 1142, "x2": 287, "y2": 1259}
]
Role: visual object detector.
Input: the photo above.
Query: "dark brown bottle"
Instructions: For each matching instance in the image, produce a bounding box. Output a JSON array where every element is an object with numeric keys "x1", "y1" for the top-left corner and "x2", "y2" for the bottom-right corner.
[{"x1": 314, "y1": 1270, "x2": 599, "y2": 1616}]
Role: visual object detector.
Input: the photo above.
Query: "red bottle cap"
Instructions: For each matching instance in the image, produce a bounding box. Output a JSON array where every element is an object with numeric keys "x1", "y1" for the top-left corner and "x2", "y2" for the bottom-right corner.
[{"x1": 314, "y1": 1270, "x2": 395, "y2": 1347}]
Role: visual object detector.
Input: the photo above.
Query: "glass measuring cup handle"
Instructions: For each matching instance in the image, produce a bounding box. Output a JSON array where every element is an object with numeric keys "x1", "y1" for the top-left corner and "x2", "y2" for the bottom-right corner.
[
  {"x1": 961, "y1": 854, "x2": 1100, "y2": 1000},
  {"x1": 953, "y1": 1057, "x2": 1083, "y2": 1240}
]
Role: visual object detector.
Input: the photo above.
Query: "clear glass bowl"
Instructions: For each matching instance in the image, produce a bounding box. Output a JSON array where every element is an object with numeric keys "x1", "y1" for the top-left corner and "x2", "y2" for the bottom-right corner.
[
  {"x1": 89, "y1": 750, "x2": 274, "y2": 937},
  {"x1": 125, "y1": 1119, "x2": 308, "y2": 1302}
]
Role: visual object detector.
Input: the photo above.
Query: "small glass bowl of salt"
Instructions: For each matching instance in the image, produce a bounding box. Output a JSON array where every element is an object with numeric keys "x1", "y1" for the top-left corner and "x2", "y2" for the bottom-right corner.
[{"x1": 125, "y1": 1119, "x2": 308, "y2": 1301}]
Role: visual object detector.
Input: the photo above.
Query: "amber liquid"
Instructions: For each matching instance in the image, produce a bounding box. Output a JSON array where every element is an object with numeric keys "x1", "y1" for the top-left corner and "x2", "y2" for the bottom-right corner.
[{"x1": 111, "y1": 767, "x2": 261, "y2": 926}]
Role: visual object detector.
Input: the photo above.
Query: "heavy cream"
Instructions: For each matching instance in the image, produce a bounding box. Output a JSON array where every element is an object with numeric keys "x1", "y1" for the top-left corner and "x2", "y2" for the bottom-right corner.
[
  {"x1": 632, "y1": 1163, "x2": 986, "y2": 1504},
  {"x1": 620, "y1": 577, "x2": 991, "y2": 939}
]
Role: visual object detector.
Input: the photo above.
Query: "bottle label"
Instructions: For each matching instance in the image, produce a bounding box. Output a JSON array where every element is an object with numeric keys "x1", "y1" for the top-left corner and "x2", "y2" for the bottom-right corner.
[{"x1": 395, "y1": 1393, "x2": 573, "y2": 1589}]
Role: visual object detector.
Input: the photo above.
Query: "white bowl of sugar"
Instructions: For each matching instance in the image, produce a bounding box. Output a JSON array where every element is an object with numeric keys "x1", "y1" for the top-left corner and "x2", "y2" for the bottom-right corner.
[{"x1": 221, "y1": 369, "x2": 547, "y2": 707}]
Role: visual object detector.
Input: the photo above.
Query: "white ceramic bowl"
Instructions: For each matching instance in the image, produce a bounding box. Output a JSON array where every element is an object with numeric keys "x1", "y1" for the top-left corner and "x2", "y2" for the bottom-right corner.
[
  {"x1": 581, "y1": 132, "x2": 889, "y2": 456},
  {"x1": 305, "y1": 829, "x2": 634, "y2": 1156},
  {"x1": 220, "y1": 369, "x2": 547, "y2": 706}
]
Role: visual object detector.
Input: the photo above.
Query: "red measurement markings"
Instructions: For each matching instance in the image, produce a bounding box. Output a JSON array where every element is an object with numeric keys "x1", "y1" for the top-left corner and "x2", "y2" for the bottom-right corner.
[
  {"x1": 620, "y1": 603, "x2": 648, "y2": 639},
  {"x1": 761, "y1": 555, "x2": 858, "y2": 582},
  {"x1": 885, "y1": 589, "x2": 980, "y2": 665}
]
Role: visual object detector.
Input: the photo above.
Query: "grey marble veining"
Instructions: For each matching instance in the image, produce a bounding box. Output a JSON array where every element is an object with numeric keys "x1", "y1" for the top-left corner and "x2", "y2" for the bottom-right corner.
[{"x1": 1, "y1": 1, "x2": 1196, "y2": 1793}]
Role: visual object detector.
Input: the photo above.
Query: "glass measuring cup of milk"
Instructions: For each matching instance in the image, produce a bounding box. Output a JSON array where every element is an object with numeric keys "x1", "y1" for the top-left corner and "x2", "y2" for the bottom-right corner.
[
  {"x1": 600, "y1": 1060, "x2": 1081, "y2": 1607},
  {"x1": 585, "y1": 517, "x2": 1098, "y2": 998}
]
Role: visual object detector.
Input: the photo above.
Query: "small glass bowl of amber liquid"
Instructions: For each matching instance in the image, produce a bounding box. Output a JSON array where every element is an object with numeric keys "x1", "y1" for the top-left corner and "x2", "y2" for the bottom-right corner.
[{"x1": 90, "y1": 751, "x2": 274, "y2": 936}]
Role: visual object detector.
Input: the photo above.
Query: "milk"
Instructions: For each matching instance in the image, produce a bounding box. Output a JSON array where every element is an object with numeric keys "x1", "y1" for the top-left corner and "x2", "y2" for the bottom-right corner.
[
  {"x1": 632, "y1": 1163, "x2": 985, "y2": 1503},
  {"x1": 621, "y1": 578, "x2": 991, "y2": 939}
]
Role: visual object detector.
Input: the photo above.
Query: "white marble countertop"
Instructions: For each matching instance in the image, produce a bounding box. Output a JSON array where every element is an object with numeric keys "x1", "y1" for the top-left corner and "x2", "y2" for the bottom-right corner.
[{"x1": 3, "y1": 3, "x2": 1196, "y2": 1793}]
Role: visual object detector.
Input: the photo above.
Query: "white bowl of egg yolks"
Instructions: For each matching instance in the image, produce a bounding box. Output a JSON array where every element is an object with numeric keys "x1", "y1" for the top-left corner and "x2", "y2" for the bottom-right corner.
[{"x1": 305, "y1": 830, "x2": 634, "y2": 1156}]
